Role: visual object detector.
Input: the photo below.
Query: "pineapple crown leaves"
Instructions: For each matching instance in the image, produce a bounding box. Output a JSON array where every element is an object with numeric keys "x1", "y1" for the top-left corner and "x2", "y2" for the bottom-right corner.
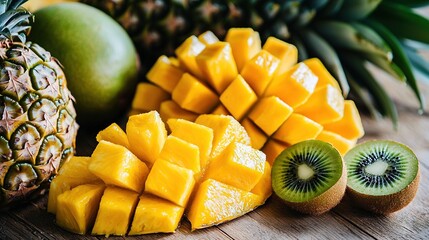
[{"x1": 0, "y1": 0, "x2": 33, "y2": 43}]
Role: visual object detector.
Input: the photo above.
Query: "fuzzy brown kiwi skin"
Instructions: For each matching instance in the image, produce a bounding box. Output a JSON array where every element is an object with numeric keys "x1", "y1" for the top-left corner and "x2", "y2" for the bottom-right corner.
[
  {"x1": 347, "y1": 168, "x2": 420, "y2": 215},
  {"x1": 281, "y1": 159, "x2": 347, "y2": 215}
]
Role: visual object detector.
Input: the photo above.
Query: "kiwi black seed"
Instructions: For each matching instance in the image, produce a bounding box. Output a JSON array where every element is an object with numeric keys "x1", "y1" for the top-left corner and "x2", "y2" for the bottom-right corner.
[
  {"x1": 271, "y1": 139, "x2": 346, "y2": 215},
  {"x1": 344, "y1": 140, "x2": 420, "y2": 214}
]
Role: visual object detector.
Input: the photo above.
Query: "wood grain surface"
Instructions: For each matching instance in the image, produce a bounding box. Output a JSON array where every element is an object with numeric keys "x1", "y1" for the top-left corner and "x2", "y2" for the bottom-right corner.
[{"x1": 1, "y1": 70, "x2": 429, "y2": 240}]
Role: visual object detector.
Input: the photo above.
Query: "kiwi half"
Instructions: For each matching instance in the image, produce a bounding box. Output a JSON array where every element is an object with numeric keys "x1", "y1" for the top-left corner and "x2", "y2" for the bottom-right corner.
[
  {"x1": 271, "y1": 140, "x2": 346, "y2": 215},
  {"x1": 344, "y1": 140, "x2": 420, "y2": 214}
]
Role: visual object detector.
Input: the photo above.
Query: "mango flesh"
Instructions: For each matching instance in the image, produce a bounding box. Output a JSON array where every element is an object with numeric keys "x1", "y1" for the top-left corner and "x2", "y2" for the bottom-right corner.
[
  {"x1": 96, "y1": 123, "x2": 130, "y2": 149},
  {"x1": 30, "y1": 2, "x2": 139, "y2": 126}
]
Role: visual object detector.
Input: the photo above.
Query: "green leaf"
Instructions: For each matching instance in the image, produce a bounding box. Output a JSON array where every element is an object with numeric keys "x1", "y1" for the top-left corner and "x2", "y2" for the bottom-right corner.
[
  {"x1": 385, "y1": 0, "x2": 429, "y2": 8},
  {"x1": 313, "y1": 20, "x2": 392, "y2": 60},
  {"x1": 373, "y1": 1, "x2": 429, "y2": 44},
  {"x1": 341, "y1": 52, "x2": 399, "y2": 129},
  {"x1": 365, "y1": 18, "x2": 426, "y2": 113},
  {"x1": 336, "y1": 0, "x2": 382, "y2": 21}
]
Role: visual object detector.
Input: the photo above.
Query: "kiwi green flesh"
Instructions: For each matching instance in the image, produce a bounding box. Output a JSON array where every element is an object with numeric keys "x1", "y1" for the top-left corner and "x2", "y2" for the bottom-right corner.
[
  {"x1": 345, "y1": 140, "x2": 419, "y2": 196},
  {"x1": 272, "y1": 140, "x2": 343, "y2": 203}
]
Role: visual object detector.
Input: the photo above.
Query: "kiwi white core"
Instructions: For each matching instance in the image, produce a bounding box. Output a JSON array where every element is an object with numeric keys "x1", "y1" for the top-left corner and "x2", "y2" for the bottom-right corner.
[
  {"x1": 298, "y1": 164, "x2": 314, "y2": 180},
  {"x1": 365, "y1": 161, "x2": 389, "y2": 176}
]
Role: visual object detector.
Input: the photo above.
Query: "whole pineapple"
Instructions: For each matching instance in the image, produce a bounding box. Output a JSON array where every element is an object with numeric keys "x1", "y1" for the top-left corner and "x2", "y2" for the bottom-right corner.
[
  {"x1": 83, "y1": 0, "x2": 429, "y2": 126},
  {"x1": 0, "y1": 0, "x2": 79, "y2": 209}
]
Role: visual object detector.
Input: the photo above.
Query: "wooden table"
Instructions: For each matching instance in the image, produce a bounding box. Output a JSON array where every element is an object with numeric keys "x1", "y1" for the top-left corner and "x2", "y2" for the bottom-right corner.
[{"x1": 1, "y1": 73, "x2": 429, "y2": 240}]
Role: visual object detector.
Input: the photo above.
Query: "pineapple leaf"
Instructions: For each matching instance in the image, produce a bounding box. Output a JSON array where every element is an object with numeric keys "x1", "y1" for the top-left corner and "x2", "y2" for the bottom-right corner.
[
  {"x1": 365, "y1": 18, "x2": 426, "y2": 113},
  {"x1": 362, "y1": 52, "x2": 407, "y2": 83},
  {"x1": 335, "y1": 0, "x2": 382, "y2": 21},
  {"x1": 341, "y1": 51, "x2": 399, "y2": 129},
  {"x1": 298, "y1": 28, "x2": 349, "y2": 97},
  {"x1": 385, "y1": 0, "x2": 429, "y2": 8},
  {"x1": 374, "y1": 1, "x2": 429, "y2": 44},
  {"x1": 403, "y1": 44, "x2": 429, "y2": 79},
  {"x1": 313, "y1": 20, "x2": 392, "y2": 61}
]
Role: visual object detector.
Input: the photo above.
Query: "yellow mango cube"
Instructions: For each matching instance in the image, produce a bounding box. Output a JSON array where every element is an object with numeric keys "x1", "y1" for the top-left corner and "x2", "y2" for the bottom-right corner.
[
  {"x1": 48, "y1": 156, "x2": 99, "y2": 214},
  {"x1": 225, "y1": 28, "x2": 261, "y2": 71},
  {"x1": 211, "y1": 104, "x2": 230, "y2": 115},
  {"x1": 264, "y1": 62, "x2": 318, "y2": 108},
  {"x1": 175, "y1": 35, "x2": 206, "y2": 79},
  {"x1": 89, "y1": 141, "x2": 149, "y2": 193},
  {"x1": 203, "y1": 142, "x2": 266, "y2": 191},
  {"x1": 126, "y1": 111, "x2": 167, "y2": 166},
  {"x1": 131, "y1": 83, "x2": 170, "y2": 112},
  {"x1": 159, "y1": 135, "x2": 200, "y2": 174},
  {"x1": 273, "y1": 113, "x2": 323, "y2": 145},
  {"x1": 295, "y1": 84, "x2": 345, "y2": 124},
  {"x1": 56, "y1": 184, "x2": 105, "y2": 235},
  {"x1": 96, "y1": 123, "x2": 130, "y2": 149},
  {"x1": 263, "y1": 36, "x2": 298, "y2": 76},
  {"x1": 172, "y1": 73, "x2": 219, "y2": 114},
  {"x1": 129, "y1": 194, "x2": 185, "y2": 235},
  {"x1": 167, "y1": 118, "x2": 213, "y2": 171},
  {"x1": 146, "y1": 55, "x2": 184, "y2": 93},
  {"x1": 195, "y1": 114, "x2": 250, "y2": 159},
  {"x1": 159, "y1": 100, "x2": 198, "y2": 123},
  {"x1": 240, "y1": 50, "x2": 280, "y2": 95},
  {"x1": 145, "y1": 159, "x2": 195, "y2": 207},
  {"x1": 303, "y1": 58, "x2": 341, "y2": 91},
  {"x1": 220, "y1": 75, "x2": 257, "y2": 121},
  {"x1": 262, "y1": 140, "x2": 289, "y2": 165},
  {"x1": 323, "y1": 100, "x2": 365, "y2": 140},
  {"x1": 198, "y1": 30, "x2": 219, "y2": 45},
  {"x1": 92, "y1": 187, "x2": 140, "y2": 237},
  {"x1": 251, "y1": 161, "x2": 272, "y2": 200},
  {"x1": 241, "y1": 118, "x2": 268, "y2": 150},
  {"x1": 196, "y1": 41, "x2": 238, "y2": 93},
  {"x1": 248, "y1": 96, "x2": 293, "y2": 135},
  {"x1": 187, "y1": 179, "x2": 264, "y2": 230},
  {"x1": 316, "y1": 130, "x2": 357, "y2": 156}
]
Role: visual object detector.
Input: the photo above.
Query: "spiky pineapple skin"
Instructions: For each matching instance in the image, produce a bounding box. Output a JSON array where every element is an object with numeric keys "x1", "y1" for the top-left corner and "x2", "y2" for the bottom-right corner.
[{"x1": 0, "y1": 40, "x2": 79, "y2": 209}]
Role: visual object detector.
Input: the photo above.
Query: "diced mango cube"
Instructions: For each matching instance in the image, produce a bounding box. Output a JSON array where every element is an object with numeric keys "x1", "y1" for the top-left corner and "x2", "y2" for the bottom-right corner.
[
  {"x1": 211, "y1": 104, "x2": 230, "y2": 115},
  {"x1": 225, "y1": 28, "x2": 261, "y2": 71},
  {"x1": 198, "y1": 30, "x2": 219, "y2": 45},
  {"x1": 220, "y1": 75, "x2": 257, "y2": 121},
  {"x1": 263, "y1": 36, "x2": 298, "y2": 76},
  {"x1": 195, "y1": 114, "x2": 250, "y2": 159},
  {"x1": 159, "y1": 135, "x2": 200, "y2": 174},
  {"x1": 316, "y1": 130, "x2": 357, "y2": 156},
  {"x1": 131, "y1": 83, "x2": 170, "y2": 112},
  {"x1": 187, "y1": 179, "x2": 264, "y2": 230},
  {"x1": 264, "y1": 62, "x2": 318, "y2": 108},
  {"x1": 248, "y1": 96, "x2": 293, "y2": 135},
  {"x1": 126, "y1": 111, "x2": 167, "y2": 166},
  {"x1": 175, "y1": 35, "x2": 205, "y2": 79},
  {"x1": 48, "y1": 156, "x2": 99, "y2": 214},
  {"x1": 172, "y1": 73, "x2": 219, "y2": 114},
  {"x1": 145, "y1": 159, "x2": 195, "y2": 207},
  {"x1": 92, "y1": 187, "x2": 140, "y2": 236},
  {"x1": 303, "y1": 58, "x2": 341, "y2": 91},
  {"x1": 196, "y1": 41, "x2": 238, "y2": 93},
  {"x1": 159, "y1": 100, "x2": 198, "y2": 123},
  {"x1": 262, "y1": 140, "x2": 289, "y2": 166},
  {"x1": 295, "y1": 84, "x2": 344, "y2": 124},
  {"x1": 167, "y1": 118, "x2": 213, "y2": 171},
  {"x1": 96, "y1": 123, "x2": 130, "y2": 149},
  {"x1": 273, "y1": 113, "x2": 323, "y2": 145},
  {"x1": 323, "y1": 100, "x2": 364, "y2": 140},
  {"x1": 129, "y1": 194, "x2": 184, "y2": 235},
  {"x1": 146, "y1": 55, "x2": 184, "y2": 93},
  {"x1": 204, "y1": 142, "x2": 266, "y2": 191},
  {"x1": 56, "y1": 184, "x2": 105, "y2": 235},
  {"x1": 89, "y1": 141, "x2": 149, "y2": 193},
  {"x1": 241, "y1": 118, "x2": 268, "y2": 150},
  {"x1": 251, "y1": 161, "x2": 272, "y2": 200},
  {"x1": 240, "y1": 50, "x2": 280, "y2": 95}
]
